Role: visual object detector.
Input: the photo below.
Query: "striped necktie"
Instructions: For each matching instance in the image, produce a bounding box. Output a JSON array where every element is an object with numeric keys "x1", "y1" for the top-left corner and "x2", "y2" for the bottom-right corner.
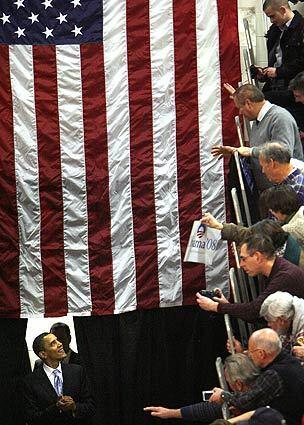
[{"x1": 53, "y1": 369, "x2": 63, "y2": 396}]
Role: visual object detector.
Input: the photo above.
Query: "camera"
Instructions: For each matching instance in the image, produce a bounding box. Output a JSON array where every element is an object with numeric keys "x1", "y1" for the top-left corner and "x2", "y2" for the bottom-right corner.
[
  {"x1": 198, "y1": 289, "x2": 221, "y2": 299},
  {"x1": 249, "y1": 65, "x2": 259, "y2": 79},
  {"x1": 202, "y1": 391, "x2": 213, "y2": 401}
]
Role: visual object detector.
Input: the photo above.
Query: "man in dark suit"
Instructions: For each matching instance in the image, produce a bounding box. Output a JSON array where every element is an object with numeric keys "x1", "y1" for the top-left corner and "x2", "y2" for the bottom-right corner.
[{"x1": 23, "y1": 332, "x2": 95, "y2": 425}]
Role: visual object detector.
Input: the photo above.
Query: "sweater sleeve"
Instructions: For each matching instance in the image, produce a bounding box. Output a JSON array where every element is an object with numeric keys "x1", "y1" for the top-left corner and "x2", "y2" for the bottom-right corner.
[
  {"x1": 217, "y1": 295, "x2": 267, "y2": 323},
  {"x1": 268, "y1": 112, "x2": 300, "y2": 155},
  {"x1": 221, "y1": 224, "x2": 248, "y2": 245},
  {"x1": 180, "y1": 402, "x2": 222, "y2": 422},
  {"x1": 218, "y1": 265, "x2": 297, "y2": 322}
]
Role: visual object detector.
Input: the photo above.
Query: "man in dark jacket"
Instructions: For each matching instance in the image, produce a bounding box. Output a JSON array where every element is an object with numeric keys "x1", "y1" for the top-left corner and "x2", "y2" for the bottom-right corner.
[
  {"x1": 34, "y1": 322, "x2": 81, "y2": 371},
  {"x1": 212, "y1": 329, "x2": 304, "y2": 425},
  {"x1": 23, "y1": 332, "x2": 95, "y2": 425},
  {"x1": 260, "y1": 0, "x2": 304, "y2": 129}
]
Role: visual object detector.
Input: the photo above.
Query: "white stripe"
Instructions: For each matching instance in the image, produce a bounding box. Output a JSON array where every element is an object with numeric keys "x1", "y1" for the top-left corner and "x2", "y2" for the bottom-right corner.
[
  {"x1": 9, "y1": 45, "x2": 44, "y2": 316},
  {"x1": 196, "y1": 0, "x2": 229, "y2": 295},
  {"x1": 103, "y1": 0, "x2": 137, "y2": 313},
  {"x1": 56, "y1": 45, "x2": 92, "y2": 313},
  {"x1": 150, "y1": 0, "x2": 183, "y2": 307}
]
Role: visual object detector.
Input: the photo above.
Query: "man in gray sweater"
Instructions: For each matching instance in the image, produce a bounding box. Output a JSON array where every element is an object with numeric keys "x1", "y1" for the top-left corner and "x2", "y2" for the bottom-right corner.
[
  {"x1": 214, "y1": 84, "x2": 303, "y2": 159},
  {"x1": 213, "y1": 84, "x2": 303, "y2": 190}
]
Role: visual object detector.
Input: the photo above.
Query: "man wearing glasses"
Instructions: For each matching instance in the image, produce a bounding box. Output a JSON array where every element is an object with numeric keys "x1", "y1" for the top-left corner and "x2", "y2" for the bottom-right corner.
[
  {"x1": 196, "y1": 234, "x2": 304, "y2": 323},
  {"x1": 212, "y1": 329, "x2": 304, "y2": 425}
]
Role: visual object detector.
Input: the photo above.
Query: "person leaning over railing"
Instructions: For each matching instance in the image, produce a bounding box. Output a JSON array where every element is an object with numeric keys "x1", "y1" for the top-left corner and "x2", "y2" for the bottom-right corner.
[
  {"x1": 259, "y1": 185, "x2": 304, "y2": 249},
  {"x1": 196, "y1": 234, "x2": 304, "y2": 323},
  {"x1": 199, "y1": 212, "x2": 303, "y2": 267},
  {"x1": 227, "y1": 291, "x2": 304, "y2": 365},
  {"x1": 144, "y1": 354, "x2": 260, "y2": 423}
]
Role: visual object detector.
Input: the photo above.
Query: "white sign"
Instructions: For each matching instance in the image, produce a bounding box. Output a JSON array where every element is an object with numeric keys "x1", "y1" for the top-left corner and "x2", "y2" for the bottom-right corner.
[{"x1": 184, "y1": 220, "x2": 221, "y2": 265}]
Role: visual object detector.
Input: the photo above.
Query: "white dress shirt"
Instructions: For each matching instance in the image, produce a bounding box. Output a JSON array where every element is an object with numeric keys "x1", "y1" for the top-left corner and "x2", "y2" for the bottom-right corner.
[{"x1": 43, "y1": 362, "x2": 63, "y2": 391}]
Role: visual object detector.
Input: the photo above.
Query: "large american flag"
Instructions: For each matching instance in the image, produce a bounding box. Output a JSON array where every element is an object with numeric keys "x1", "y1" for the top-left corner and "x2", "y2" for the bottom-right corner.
[{"x1": 0, "y1": 0, "x2": 240, "y2": 318}]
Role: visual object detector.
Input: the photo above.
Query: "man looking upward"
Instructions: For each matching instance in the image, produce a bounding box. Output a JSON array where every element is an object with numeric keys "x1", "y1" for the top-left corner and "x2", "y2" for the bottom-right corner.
[{"x1": 23, "y1": 332, "x2": 95, "y2": 425}]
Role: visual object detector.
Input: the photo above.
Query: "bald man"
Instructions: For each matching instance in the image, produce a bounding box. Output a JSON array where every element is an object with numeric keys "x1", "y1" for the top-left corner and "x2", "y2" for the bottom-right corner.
[{"x1": 211, "y1": 329, "x2": 304, "y2": 425}]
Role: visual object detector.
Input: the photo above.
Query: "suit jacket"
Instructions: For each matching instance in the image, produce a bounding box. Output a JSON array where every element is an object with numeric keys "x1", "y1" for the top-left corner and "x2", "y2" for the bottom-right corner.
[
  {"x1": 69, "y1": 350, "x2": 81, "y2": 366},
  {"x1": 23, "y1": 363, "x2": 95, "y2": 425},
  {"x1": 34, "y1": 349, "x2": 81, "y2": 371}
]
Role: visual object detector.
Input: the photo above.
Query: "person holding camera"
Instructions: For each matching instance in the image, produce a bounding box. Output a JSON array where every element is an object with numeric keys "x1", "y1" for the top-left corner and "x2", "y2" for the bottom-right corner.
[
  {"x1": 196, "y1": 234, "x2": 304, "y2": 323},
  {"x1": 144, "y1": 354, "x2": 260, "y2": 422},
  {"x1": 208, "y1": 330, "x2": 304, "y2": 425}
]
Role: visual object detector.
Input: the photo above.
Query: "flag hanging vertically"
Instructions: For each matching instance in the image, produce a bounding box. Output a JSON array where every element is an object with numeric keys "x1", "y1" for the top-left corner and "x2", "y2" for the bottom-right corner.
[{"x1": 0, "y1": 0, "x2": 240, "y2": 318}]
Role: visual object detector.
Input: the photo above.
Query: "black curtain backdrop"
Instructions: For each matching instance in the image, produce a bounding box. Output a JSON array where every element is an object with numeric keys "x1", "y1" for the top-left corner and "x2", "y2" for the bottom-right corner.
[
  {"x1": 74, "y1": 306, "x2": 227, "y2": 425},
  {"x1": 0, "y1": 318, "x2": 31, "y2": 425}
]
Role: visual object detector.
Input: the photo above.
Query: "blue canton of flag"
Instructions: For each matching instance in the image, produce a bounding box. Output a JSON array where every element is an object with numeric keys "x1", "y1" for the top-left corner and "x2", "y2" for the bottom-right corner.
[{"x1": 0, "y1": 0, "x2": 102, "y2": 44}]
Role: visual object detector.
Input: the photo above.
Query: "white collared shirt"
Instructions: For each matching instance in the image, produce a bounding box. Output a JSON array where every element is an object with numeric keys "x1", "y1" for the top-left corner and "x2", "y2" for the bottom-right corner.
[
  {"x1": 43, "y1": 362, "x2": 63, "y2": 390},
  {"x1": 256, "y1": 101, "x2": 273, "y2": 123},
  {"x1": 281, "y1": 14, "x2": 294, "y2": 31}
]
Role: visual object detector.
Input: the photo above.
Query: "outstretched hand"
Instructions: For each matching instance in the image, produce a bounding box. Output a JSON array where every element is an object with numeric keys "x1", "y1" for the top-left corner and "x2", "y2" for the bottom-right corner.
[
  {"x1": 223, "y1": 83, "x2": 236, "y2": 99},
  {"x1": 143, "y1": 406, "x2": 181, "y2": 419},
  {"x1": 211, "y1": 145, "x2": 237, "y2": 157},
  {"x1": 199, "y1": 213, "x2": 223, "y2": 231}
]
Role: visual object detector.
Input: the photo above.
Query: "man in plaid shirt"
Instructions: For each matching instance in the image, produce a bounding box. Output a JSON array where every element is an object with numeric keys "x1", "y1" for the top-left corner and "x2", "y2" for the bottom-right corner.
[
  {"x1": 258, "y1": 142, "x2": 304, "y2": 204},
  {"x1": 211, "y1": 329, "x2": 304, "y2": 425}
]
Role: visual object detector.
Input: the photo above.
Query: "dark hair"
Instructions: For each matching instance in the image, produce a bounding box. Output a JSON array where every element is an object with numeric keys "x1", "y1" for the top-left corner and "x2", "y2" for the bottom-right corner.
[
  {"x1": 234, "y1": 84, "x2": 265, "y2": 105},
  {"x1": 263, "y1": 0, "x2": 290, "y2": 11},
  {"x1": 32, "y1": 332, "x2": 49, "y2": 357},
  {"x1": 259, "y1": 142, "x2": 291, "y2": 164},
  {"x1": 249, "y1": 219, "x2": 288, "y2": 250},
  {"x1": 289, "y1": 71, "x2": 304, "y2": 94},
  {"x1": 259, "y1": 185, "x2": 300, "y2": 217},
  {"x1": 240, "y1": 234, "x2": 276, "y2": 259},
  {"x1": 50, "y1": 322, "x2": 71, "y2": 337}
]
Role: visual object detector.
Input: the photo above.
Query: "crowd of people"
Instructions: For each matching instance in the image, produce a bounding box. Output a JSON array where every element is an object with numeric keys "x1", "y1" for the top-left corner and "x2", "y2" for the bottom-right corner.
[
  {"x1": 21, "y1": 1, "x2": 304, "y2": 424},
  {"x1": 145, "y1": 0, "x2": 304, "y2": 424}
]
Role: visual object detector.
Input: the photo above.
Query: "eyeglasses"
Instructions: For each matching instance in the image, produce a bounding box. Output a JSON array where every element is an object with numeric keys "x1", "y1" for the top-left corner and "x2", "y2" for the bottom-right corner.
[
  {"x1": 239, "y1": 254, "x2": 254, "y2": 262},
  {"x1": 248, "y1": 348, "x2": 263, "y2": 355}
]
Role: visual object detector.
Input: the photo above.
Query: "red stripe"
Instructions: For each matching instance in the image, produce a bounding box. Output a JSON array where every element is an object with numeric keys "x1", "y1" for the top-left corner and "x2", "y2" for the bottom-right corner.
[
  {"x1": 173, "y1": 0, "x2": 205, "y2": 303},
  {"x1": 33, "y1": 45, "x2": 67, "y2": 316},
  {"x1": 217, "y1": 0, "x2": 241, "y2": 223},
  {"x1": 81, "y1": 44, "x2": 115, "y2": 315},
  {"x1": 126, "y1": 1, "x2": 160, "y2": 309},
  {"x1": 0, "y1": 46, "x2": 20, "y2": 317},
  {"x1": 217, "y1": 0, "x2": 241, "y2": 147}
]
